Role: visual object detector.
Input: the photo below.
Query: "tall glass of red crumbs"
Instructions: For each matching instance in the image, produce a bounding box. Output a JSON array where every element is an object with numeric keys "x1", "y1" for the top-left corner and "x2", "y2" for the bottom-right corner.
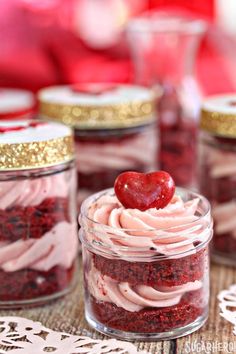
[
  {"x1": 79, "y1": 187, "x2": 213, "y2": 340},
  {"x1": 38, "y1": 84, "x2": 159, "y2": 209},
  {"x1": 200, "y1": 95, "x2": 236, "y2": 266},
  {"x1": 0, "y1": 120, "x2": 78, "y2": 308},
  {"x1": 127, "y1": 14, "x2": 206, "y2": 189}
]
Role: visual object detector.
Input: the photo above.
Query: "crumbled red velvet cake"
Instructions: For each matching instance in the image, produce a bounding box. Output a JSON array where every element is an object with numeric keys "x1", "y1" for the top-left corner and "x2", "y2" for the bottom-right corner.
[
  {"x1": 93, "y1": 248, "x2": 206, "y2": 288},
  {"x1": 158, "y1": 89, "x2": 197, "y2": 188},
  {"x1": 0, "y1": 196, "x2": 74, "y2": 303},
  {"x1": 0, "y1": 264, "x2": 75, "y2": 302},
  {"x1": 0, "y1": 197, "x2": 69, "y2": 242},
  {"x1": 89, "y1": 290, "x2": 205, "y2": 333}
]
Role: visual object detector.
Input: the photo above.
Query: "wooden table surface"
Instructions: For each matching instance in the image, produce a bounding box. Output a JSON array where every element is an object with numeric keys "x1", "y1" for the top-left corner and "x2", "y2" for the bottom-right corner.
[{"x1": 0, "y1": 258, "x2": 235, "y2": 354}]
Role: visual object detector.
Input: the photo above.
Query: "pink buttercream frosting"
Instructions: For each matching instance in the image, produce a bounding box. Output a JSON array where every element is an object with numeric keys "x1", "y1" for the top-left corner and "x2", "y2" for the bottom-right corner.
[
  {"x1": 83, "y1": 193, "x2": 210, "y2": 257},
  {"x1": 87, "y1": 265, "x2": 202, "y2": 312},
  {"x1": 207, "y1": 148, "x2": 236, "y2": 178},
  {"x1": 0, "y1": 172, "x2": 71, "y2": 209},
  {"x1": 0, "y1": 221, "x2": 78, "y2": 272},
  {"x1": 213, "y1": 201, "x2": 236, "y2": 238},
  {"x1": 76, "y1": 131, "x2": 156, "y2": 174}
]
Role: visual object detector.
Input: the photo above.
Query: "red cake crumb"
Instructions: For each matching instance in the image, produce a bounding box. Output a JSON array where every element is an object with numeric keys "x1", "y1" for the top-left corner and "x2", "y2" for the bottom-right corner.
[
  {"x1": 89, "y1": 290, "x2": 205, "y2": 333},
  {"x1": 201, "y1": 174, "x2": 236, "y2": 204},
  {"x1": 213, "y1": 233, "x2": 236, "y2": 254},
  {"x1": 0, "y1": 197, "x2": 69, "y2": 242},
  {"x1": 93, "y1": 248, "x2": 206, "y2": 287},
  {"x1": 0, "y1": 263, "x2": 76, "y2": 302}
]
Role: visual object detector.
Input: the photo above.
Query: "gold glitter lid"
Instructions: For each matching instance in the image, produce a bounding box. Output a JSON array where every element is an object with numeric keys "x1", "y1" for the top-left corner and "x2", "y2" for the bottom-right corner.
[
  {"x1": 38, "y1": 84, "x2": 158, "y2": 129},
  {"x1": 201, "y1": 94, "x2": 236, "y2": 138},
  {"x1": 0, "y1": 120, "x2": 74, "y2": 171}
]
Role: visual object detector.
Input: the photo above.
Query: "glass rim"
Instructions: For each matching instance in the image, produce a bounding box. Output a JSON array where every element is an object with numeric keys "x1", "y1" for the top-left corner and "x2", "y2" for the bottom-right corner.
[
  {"x1": 126, "y1": 14, "x2": 207, "y2": 35},
  {"x1": 80, "y1": 186, "x2": 211, "y2": 233},
  {"x1": 79, "y1": 231, "x2": 212, "y2": 261},
  {"x1": 79, "y1": 187, "x2": 212, "y2": 260}
]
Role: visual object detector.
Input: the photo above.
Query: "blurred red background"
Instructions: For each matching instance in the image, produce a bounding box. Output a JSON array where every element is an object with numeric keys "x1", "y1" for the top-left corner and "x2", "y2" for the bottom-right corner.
[{"x1": 1, "y1": 0, "x2": 236, "y2": 95}]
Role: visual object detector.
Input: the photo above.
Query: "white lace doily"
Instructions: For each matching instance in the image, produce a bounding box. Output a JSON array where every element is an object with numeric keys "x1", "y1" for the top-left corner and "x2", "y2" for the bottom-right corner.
[
  {"x1": 218, "y1": 284, "x2": 236, "y2": 334},
  {"x1": 0, "y1": 317, "x2": 149, "y2": 354}
]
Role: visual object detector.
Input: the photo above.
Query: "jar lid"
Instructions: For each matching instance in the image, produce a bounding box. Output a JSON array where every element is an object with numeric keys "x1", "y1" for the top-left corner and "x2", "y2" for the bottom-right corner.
[
  {"x1": 0, "y1": 88, "x2": 35, "y2": 118},
  {"x1": 0, "y1": 120, "x2": 74, "y2": 171},
  {"x1": 38, "y1": 84, "x2": 158, "y2": 129},
  {"x1": 201, "y1": 94, "x2": 236, "y2": 138}
]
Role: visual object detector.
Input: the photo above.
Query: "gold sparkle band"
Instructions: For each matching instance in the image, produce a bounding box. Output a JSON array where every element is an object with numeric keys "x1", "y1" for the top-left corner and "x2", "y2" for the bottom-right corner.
[
  {"x1": 0, "y1": 135, "x2": 74, "y2": 170},
  {"x1": 200, "y1": 110, "x2": 236, "y2": 138},
  {"x1": 39, "y1": 100, "x2": 156, "y2": 129}
]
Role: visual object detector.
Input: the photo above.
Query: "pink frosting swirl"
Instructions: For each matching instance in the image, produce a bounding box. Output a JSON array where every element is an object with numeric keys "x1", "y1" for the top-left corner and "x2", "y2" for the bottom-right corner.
[
  {"x1": 0, "y1": 221, "x2": 78, "y2": 272},
  {"x1": 213, "y1": 201, "x2": 236, "y2": 237},
  {"x1": 0, "y1": 172, "x2": 71, "y2": 209},
  {"x1": 88, "y1": 265, "x2": 202, "y2": 312},
  {"x1": 76, "y1": 130, "x2": 156, "y2": 174},
  {"x1": 207, "y1": 148, "x2": 236, "y2": 178},
  {"x1": 85, "y1": 193, "x2": 210, "y2": 256}
]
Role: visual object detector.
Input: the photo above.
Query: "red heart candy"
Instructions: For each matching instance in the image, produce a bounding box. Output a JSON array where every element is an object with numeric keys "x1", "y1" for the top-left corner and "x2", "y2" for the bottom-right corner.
[{"x1": 114, "y1": 171, "x2": 175, "y2": 211}]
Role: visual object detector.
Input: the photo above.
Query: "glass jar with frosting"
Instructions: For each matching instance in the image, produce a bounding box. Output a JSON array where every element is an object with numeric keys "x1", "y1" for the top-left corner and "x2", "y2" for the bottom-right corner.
[
  {"x1": 0, "y1": 120, "x2": 78, "y2": 307},
  {"x1": 200, "y1": 95, "x2": 236, "y2": 266},
  {"x1": 38, "y1": 84, "x2": 158, "y2": 208},
  {"x1": 0, "y1": 88, "x2": 36, "y2": 120},
  {"x1": 79, "y1": 172, "x2": 213, "y2": 340}
]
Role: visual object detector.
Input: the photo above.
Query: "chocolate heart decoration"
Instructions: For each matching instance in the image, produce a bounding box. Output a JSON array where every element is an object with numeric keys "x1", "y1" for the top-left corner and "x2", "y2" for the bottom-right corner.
[{"x1": 114, "y1": 171, "x2": 175, "y2": 211}]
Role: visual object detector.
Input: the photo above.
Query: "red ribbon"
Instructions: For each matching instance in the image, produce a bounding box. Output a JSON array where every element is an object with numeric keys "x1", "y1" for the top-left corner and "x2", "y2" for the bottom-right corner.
[{"x1": 0, "y1": 106, "x2": 36, "y2": 120}]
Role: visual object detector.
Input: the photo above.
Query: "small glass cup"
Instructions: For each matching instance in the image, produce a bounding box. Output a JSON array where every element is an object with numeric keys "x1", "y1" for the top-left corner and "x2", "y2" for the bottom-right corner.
[
  {"x1": 200, "y1": 94, "x2": 236, "y2": 266},
  {"x1": 79, "y1": 187, "x2": 213, "y2": 341},
  {"x1": 0, "y1": 120, "x2": 78, "y2": 307}
]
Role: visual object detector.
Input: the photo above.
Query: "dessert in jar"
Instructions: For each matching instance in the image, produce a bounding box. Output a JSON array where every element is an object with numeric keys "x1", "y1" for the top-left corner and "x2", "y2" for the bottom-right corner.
[
  {"x1": 38, "y1": 84, "x2": 158, "y2": 208},
  {"x1": 200, "y1": 95, "x2": 236, "y2": 266},
  {"x1": 0, "y1": 120, "x2": 78, "y2": 307},
  {"x1": 0, "y1": 88, "x2": 36, "y2": 119},
  {"x1": 127, "y1": 14, "x2": 206, "y2": 189},
  {"x1": 79, "y1": 171, "x2": 213, "y2": 340}
]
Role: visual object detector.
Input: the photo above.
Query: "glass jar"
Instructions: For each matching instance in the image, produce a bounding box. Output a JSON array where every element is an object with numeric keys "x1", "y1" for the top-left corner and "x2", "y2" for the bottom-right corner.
[
  {"x1": 127, "y1": 13, "x2": 206, "y2": 189},
  {"x1": 0, "y1": 88, "x2": 36, "y2": 119},
  {"x1": 0, "y1": 120, "x2": 78, "y2": 307},
  {"x1": 38, "y1": 84, "x2": 158, "y2": 208},
  {"x1": 200, "y1": 94, "x2": 236, "y2": 266},
  {"x1": 79, "y1": 187, "x2": 212, "y2": 340}
]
